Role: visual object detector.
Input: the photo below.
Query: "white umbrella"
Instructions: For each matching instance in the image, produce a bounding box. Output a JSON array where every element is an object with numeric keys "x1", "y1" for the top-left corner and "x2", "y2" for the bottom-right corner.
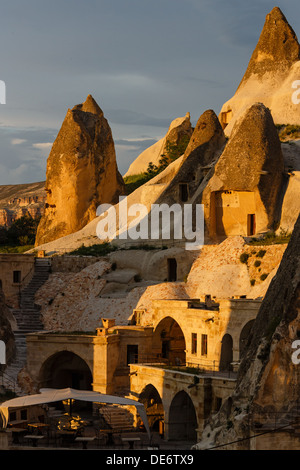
[{"x1": 0, "y1": 387, "x2": 151, "y2": 439}]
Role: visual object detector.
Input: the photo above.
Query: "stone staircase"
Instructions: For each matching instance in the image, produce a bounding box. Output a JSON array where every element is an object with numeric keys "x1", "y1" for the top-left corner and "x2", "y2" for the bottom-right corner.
[
  {"x1": 97, "y1": 404, "x2": 135, "y2": 432},
  {"x1": 1, "y1": 258, "x2": 51, "y2": 395}
]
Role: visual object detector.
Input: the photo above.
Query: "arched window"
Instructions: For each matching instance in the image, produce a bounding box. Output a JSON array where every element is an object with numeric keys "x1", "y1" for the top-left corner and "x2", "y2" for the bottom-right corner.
[
  {"x1": 219, "y1": 334, "x2": 233, "y2": 371},
  {"x1": 239, "y1": 320, "x2": 255, "y2": 359}
]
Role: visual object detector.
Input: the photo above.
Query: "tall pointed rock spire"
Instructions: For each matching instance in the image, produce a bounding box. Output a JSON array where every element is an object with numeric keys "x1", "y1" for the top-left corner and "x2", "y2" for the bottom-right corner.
[
  {"x1": 239, "y1": 6, "x2": 300, "y2": 86},
  {"x1": 35, "y1": 95, "x2": 125, "y2": 246},
  {"x1": 219, "y1": 7, "x2": 300, "y2": 134}
]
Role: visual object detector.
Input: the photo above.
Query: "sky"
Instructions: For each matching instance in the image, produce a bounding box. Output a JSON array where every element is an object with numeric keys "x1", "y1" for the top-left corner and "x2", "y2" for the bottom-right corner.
[{"x1": 0, "y1": 0, "x2": 299, "y2": 185}]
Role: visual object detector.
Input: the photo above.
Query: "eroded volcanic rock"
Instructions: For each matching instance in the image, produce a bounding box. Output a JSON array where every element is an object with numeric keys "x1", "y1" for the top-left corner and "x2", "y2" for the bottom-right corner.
[
  {"x1": 202, "y1": 103, "x2": 285, "y2": 238},
  {"x1": 124, "y1": 112, "x2": 193, "y2": 177},
  {"x1": 241, "y1": 7, "x2": 300, "y2": 83},
  {"x1": 0, "y1": 182, "x2": 46, "y2": 228},
  {"x1": 219, "y1": 7, "x2": 300, "y2": 133},
  {"x1": 35, "y1": 95, "x2": 125, "y2": 245},
  {"x1": 194, "y1": 214, "x2": 300, "y2": 450},
  {"x1": 155, "y1": 109, "x2": 226, "y2": 205}
]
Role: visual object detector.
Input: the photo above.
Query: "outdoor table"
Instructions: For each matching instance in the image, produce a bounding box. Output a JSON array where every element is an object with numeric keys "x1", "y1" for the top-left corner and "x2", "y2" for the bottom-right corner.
[
  {"x1": 121, "y1": 437, "x2": 141, "y2": 449},
  {"x1": 75, "y1": 436, "x2": 96, "y2": 449},
  {"x1": 23, "y1": 434, "x2": 45, "y2": 447},
  {"x1": 27, "y1": 423, "x2": 50, "y2": 435},
  {"x1": 9, "y1": 427, "x2": 28, "y2": 445}
]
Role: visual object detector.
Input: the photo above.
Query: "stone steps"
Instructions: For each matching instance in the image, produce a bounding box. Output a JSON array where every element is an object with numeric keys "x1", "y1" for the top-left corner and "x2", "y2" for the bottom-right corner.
[
  {"x1": 98, "y1": 405, "x2": 135, "y2": 432},
  {"x1": 2, "y1": 259, "x2": 51, "y2": 395}
]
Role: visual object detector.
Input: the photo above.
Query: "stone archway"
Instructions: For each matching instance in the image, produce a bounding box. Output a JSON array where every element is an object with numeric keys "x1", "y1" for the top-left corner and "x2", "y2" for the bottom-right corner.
[
  {"x1": 139, "y1": 384, "x2": 164, "y2": 431},
  {"x1": 239, "y1": 320, "x2": 255, "y2": 359},
  {"x1": 219, "y1": 334, "x2": 233, "y2": 371},
  {"x1": 168, "y1": 391, "x2": 198, "y2": 441},
  {"x1": 153, "y1": 316, "x2": 186, "y2": 365},
  {"x1": 39, "y1": 350, "x2": 93, "y2": 390}
]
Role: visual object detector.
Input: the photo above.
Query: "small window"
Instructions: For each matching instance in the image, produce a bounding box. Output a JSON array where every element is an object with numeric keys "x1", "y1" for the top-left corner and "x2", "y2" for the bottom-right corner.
[
  {"x1": 247, "y1": 214, "x2": 256, "y2": 236},
  {"x1": 20, "y1": 409, "x2": 27, "y2": 420},
  {"x1": 191, "y1": 333, "x2": 197, "y2": 355},
  {"x1": 127, "y1": 345, "x2": 138, "y2": 365},
  {"x1": 13, "y1": 271, "x2": 21, "y2": 284},
  {"x1": 9, "y1": 411, "x2": 17, "y2": 422},
  {"x1": 201, "y1": 334, "x2": 208, "y2": 356},
  {"x1": 167, "y1": 258, "x2": 177, "y2": 282},
  {"x1": 179, "y1": 183, "x2": 189, "y2": 202}
]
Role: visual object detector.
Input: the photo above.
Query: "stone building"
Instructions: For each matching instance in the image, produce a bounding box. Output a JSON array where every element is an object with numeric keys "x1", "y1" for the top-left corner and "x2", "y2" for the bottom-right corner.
[
  {"x1": 200, "y1": 103, "x2": 285, "y2": 241},
  {"x1": 0, "y1": 254, "x2": 35, "y2": 305},
  {"x1": 24, "y1": 296, "x2": 260, "y2": 441}
]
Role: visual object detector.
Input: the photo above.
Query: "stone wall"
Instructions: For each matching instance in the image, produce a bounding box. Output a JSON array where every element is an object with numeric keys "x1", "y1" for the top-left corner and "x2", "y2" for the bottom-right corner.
[
  {"x1": 128, "y1": 364, "x2": 236, "y2": 440},
  {"x1": 144, "y1": 298, "x2": 261, "y2": 368},
  {"x1": 50, "y1": 255, "x2": 105, "y2": 273},
  {"x1": 0, "y1": 254, "x2": 35, "y2": 306}
]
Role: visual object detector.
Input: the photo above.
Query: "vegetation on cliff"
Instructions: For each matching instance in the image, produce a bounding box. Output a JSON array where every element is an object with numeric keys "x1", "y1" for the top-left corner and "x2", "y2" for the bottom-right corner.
[
  {"x1": 124, "y1": 135, "x2": 190, "y2": 194},
  {"x1": 0, "y1": 214, "x2": 40, "y2": 252}
]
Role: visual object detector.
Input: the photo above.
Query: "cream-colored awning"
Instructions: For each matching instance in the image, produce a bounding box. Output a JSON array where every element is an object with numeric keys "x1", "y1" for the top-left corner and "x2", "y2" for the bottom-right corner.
[{"x1": 0, "y1": 387, "x2": 150, "y2": 438}]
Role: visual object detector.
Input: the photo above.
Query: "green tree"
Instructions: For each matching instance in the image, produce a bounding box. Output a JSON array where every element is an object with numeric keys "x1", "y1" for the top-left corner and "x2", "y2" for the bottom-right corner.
[
  {"x1": 124, "y1": 135, "x2": 191, "y2": 195},
  {"x1": 0, "y1": 227, "x2": 8, "y2": 244},
  {"x1": 7, "y1": 215, "x2": 41, "y2": 246}
]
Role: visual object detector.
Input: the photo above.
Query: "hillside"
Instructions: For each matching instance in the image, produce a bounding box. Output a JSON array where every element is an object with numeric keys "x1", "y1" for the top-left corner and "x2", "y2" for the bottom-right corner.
[{"x1": 0, "y1": 181, "x2": 46, "y2": 227}]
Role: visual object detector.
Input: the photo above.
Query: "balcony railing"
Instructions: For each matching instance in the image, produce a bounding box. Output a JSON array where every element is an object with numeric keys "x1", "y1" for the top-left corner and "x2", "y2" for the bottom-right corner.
[{"x1": 130, "y1": 355, "x2": 237, "y2": 379}]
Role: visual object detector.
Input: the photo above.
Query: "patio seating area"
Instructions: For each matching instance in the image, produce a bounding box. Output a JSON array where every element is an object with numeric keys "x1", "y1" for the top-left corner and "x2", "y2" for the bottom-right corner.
[
  {"x1": 0, "y1": 387, "x2": 156, "y2": 450},
  {"x1": 6, "y1": 407, "x2": 153, "y2": 449}
]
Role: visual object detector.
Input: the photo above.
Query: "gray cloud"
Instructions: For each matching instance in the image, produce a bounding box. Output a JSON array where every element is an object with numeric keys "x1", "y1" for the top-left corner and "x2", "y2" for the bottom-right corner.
[
  {"x1": 106, "y1": 109, "x2": 172, "y2": 128},
  {"x1": 0, "y1": 126, "x2": 56, "y2": 184},
  {"x1": 0, "y1": 0, "x2": 299, "y2": 183}
]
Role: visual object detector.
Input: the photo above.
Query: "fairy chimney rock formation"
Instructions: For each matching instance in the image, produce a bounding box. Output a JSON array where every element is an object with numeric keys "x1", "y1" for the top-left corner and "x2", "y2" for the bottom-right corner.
[
  {"x1": 35, "y1": 95, "x2": 125, "y2": 245},
  {"x1": 202, "y1": 103, "x2": 284, "y2": 239},
  {"x1": 219, "y1": 7, "x2": 300, "y2": 134},
  {"x1": 124, "y1": 112, "x2": 193, "y2": 177},
  {"x1": 154, "y1": 109, "x2": 226, "y2": 206}
]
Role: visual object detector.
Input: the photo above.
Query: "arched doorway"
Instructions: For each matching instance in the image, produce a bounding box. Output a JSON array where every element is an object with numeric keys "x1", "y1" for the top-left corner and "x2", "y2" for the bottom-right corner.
[
  {"x1": 239, "y1": 320, "x2": 255, "y2": 359},
  {"x1": 153, "y1": 317, "x2": 186, "y2": 365},
  {"x1": 139, "y1": 384, "x2": 164, "y2": 431},
  {"x1": 219, "y1": 334, "x2": 233, "y2": 371},
  {"x1": 39, "y1": 351, "x2": 93, "y2": 390},
  {"x1": 168, "y1": 391, "x2": 197, "y2": 441}
]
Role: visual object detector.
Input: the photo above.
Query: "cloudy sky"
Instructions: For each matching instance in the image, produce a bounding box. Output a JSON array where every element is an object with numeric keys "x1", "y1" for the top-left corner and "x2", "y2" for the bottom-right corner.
[{"x1": 0, "y1": 0, "x2": 299, "y2": 184}]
